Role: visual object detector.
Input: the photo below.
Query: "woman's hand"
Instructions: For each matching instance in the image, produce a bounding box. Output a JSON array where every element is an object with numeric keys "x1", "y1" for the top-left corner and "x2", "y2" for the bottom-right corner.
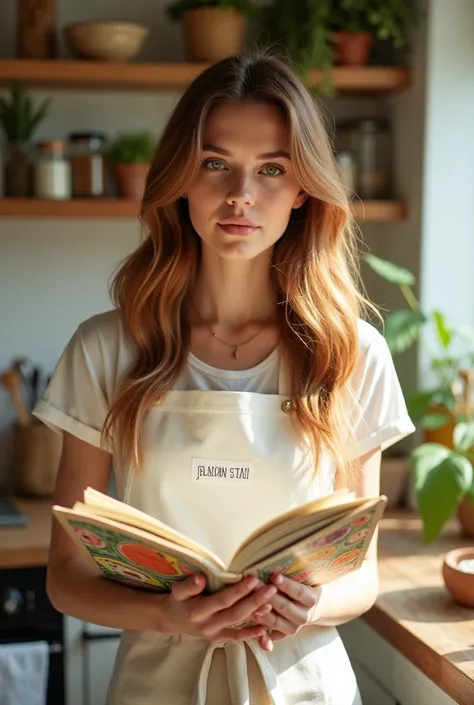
[
  {"x1": 161, "y1": 574, "x2": 277, "y2": 650},
  {"x1": 251, "y1": 573, "x2": 322, "y2": 651}
]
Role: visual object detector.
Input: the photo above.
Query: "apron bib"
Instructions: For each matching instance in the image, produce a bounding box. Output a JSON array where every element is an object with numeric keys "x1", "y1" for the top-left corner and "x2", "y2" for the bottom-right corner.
[{"x1": 107, "y1": 358, "x2": 362, "y2": 705}]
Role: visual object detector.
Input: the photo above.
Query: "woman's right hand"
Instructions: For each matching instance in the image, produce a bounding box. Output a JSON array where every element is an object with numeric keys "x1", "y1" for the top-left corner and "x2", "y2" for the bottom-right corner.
[{"x1": 161, "y1": 574, "x2": 277, "y2": 648}]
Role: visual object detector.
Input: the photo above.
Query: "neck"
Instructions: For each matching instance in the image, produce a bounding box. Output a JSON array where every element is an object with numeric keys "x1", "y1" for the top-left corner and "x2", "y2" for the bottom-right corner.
[{"x1": 192, "y1": 246, "x2": 278, "y2": 326}]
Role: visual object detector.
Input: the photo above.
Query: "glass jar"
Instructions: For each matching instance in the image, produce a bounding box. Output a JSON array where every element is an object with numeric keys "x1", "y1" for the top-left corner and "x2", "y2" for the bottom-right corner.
[
  {"x1": 34, "y1": 140, "x2": 71, "y2": 200},
  {"x1": 337, "y1": 118, "x2": 392, "y2": 199},
  {"x1": 335, "y1": 150, "x2": 357, "y2": 192},
  {"x1": 68, "y1": 132, "x2": 107, "y2": 198}
]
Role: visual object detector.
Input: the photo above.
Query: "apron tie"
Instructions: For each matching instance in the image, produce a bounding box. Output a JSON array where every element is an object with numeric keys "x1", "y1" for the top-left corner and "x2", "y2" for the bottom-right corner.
[{"x1": 193, "y1": 640, "x2": 286, "y2": 705}]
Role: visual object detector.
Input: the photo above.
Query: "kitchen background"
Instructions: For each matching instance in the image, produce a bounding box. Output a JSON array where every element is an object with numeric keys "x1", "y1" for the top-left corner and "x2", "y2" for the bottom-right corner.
[{"x1": 1, "y1": 1, "x2": 474, "y2": 704}]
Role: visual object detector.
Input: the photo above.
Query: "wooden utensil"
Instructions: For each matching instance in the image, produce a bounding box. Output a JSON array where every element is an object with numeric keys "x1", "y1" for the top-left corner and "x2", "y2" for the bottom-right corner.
[{"x1": 0, "y1": 370, "x2": 31, "y2": 425}]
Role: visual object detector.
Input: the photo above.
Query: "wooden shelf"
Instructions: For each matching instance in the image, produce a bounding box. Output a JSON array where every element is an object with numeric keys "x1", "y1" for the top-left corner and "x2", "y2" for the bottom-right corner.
[
  {"x1": 0, "y1": 59, "x2": 411, "y2": 93},
  {"x1": 0, "y1": 198, "x2": 408, "y2": 221}
]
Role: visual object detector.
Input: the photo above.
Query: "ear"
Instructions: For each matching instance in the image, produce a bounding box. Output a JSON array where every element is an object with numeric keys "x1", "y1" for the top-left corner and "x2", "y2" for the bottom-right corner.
[{"x1": 292, "y1": 189, "x2": 308, "y2": 210}]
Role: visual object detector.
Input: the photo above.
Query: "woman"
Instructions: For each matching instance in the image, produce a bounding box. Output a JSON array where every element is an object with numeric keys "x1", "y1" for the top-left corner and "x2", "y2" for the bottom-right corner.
[{"x1": 35, "y1": 53, "x2": 415, "y2": 704}]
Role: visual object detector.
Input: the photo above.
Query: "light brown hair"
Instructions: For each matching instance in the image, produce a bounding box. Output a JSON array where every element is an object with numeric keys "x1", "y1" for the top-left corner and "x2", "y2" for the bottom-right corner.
[{"x1": 103, "y1": 52, "x2": 370, "y2": 473}]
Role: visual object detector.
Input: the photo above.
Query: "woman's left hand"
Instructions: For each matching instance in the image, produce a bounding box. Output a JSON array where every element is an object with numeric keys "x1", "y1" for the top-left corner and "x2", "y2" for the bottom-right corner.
[{"x1": 251, "y1": 573, "x2": 322, "y2": 651}]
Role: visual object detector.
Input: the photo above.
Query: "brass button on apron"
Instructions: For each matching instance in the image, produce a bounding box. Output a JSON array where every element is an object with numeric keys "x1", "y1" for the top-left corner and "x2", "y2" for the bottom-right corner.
[{"x1": 281, "y1": 399, "x2": 294, "y2": 414}]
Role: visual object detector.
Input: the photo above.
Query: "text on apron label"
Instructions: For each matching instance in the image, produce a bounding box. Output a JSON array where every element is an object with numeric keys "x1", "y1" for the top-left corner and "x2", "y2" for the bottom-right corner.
[{"x1": 191, "y1": 457, "x2": 254, "y2": 484}]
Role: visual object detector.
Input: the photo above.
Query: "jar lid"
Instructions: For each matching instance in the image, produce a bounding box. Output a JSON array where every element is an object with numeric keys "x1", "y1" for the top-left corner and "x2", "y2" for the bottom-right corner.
[
  {"x1": 36, "y1": 139, "x2": 67, "y2": 153},
  {"x1": 68, "y1": 131, "x2": 107, "y2": 142}
]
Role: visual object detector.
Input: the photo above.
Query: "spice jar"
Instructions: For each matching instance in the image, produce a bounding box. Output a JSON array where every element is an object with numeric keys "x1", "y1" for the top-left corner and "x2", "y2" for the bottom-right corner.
[
  {"x1": 337, "y1": 118, "x2": 392, "y2": 199},
  {"x1": 335, "y1": 150, "x2": 357, "y2": 192},
  {"x1": 34, "y1": 140, "x2": 71, "y2": 200},
  {"x1": 68, "y1": 132, "x2": 108, "y2": 198}
]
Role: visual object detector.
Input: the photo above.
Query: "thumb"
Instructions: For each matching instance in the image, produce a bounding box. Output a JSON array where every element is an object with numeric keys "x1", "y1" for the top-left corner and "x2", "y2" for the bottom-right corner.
[{"x1": 171, "y1": 574, "x2": 206, "y2": 602}]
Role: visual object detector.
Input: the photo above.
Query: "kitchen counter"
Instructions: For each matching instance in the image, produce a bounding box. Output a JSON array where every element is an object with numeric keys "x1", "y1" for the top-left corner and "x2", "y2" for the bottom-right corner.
[{"x1": 1, "y1": 500, "x2": 473, "y2": 702}]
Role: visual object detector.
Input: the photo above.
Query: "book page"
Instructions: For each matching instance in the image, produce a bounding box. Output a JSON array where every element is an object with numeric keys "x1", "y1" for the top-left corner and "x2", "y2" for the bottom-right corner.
[
  {"x1": 77, "y1": 489, "x2": 223, "y2": 567},
  {"x1": 53, "y1": 506, "x2": 237, "y2": 594},
  {"x1": 229, "y1": 490, "x2": 359, "y2": 569},
  {"x1": 239, "y1": 497, "x2": 386, "y2": 587}
]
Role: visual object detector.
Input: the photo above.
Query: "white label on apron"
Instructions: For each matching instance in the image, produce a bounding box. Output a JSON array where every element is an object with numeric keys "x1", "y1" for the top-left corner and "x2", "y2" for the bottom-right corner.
[{"x1": 191, "y1": 457, "x2": 254, "y2": 484}]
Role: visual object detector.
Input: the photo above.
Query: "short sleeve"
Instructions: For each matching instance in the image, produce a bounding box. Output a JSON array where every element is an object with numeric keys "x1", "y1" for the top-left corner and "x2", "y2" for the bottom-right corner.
[
  {"x1": 345, "y1": 322, "x2": 415, "y2": 461},
  {"x1": 33, "y1": 324, "x2": 110, "y2": 450}
]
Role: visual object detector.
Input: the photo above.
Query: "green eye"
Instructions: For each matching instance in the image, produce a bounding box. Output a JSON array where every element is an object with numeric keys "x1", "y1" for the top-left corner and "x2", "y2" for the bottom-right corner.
[
  {"x1": 204, "y1": 159, "x2": 226, "y2": 170},
  {"x1": 261, "y1": 164, "x2": 283, "y2": 177}
]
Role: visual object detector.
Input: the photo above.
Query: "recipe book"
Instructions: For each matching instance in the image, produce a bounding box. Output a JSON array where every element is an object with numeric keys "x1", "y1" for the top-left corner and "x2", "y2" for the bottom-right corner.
[{"x1": 53, "y1": 488, "x2": 387, "y2": 593}]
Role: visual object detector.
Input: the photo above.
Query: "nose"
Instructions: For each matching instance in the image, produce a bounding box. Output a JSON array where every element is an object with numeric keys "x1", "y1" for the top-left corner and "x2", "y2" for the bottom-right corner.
[{"x1": 226, "y1": 179, "x2": 254, "y2": 207}]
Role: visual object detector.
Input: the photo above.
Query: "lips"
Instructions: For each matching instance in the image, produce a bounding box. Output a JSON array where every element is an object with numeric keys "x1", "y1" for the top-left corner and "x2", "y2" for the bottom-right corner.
[{"x1": 217, "y1": 217, "x2": 260, "y2": 236}]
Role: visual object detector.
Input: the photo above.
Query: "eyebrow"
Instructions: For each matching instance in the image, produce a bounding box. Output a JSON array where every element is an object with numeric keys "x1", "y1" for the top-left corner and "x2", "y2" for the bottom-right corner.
[{"x1": 202, "y1": 143, "x2": 291, "y2": 160}]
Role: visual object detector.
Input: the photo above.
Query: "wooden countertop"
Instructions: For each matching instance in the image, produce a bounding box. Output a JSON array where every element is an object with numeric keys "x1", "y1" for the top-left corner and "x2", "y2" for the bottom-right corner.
[{"x1": 1, "y1": 500, "x2": 473, "y2": 702}]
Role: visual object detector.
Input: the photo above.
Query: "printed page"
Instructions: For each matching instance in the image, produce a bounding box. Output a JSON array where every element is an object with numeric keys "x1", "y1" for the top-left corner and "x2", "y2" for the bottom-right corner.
[
  {"x1": 53, "y1": 506, "x2": 234, "y2": 593},
  {"x1": 235, "y1": 497, "x2": 387, "y2": 586},
  {"x1": 80, "y1": 488, "x2": 222, "y2": 566}
]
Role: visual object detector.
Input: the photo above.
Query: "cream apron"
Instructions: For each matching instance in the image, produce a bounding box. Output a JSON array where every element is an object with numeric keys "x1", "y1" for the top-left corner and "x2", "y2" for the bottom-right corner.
[{"x1": 106, "y1": 360, "x2": 362, "y2": 705}]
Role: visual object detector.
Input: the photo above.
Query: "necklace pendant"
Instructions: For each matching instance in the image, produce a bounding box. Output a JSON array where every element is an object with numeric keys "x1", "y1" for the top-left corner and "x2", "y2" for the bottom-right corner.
[{"x1": 233, "y1": 346, "x2": 239, "y2": 359}]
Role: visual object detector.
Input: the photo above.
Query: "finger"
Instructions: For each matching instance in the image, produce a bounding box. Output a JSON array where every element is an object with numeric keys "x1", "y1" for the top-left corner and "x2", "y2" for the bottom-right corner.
[
  {"x1": 257, "y1": 632, "x2": 273, "y2": 652},
  {"x1": 171, "y1": 574, "x2": 206, "y2": 602},
  {"x1": 195, "y1": 576, "x2": 261, "y2": 620},
  {"x1": 269, "y1": 591, "x2": 308, "y2": 626},
  {"x1": 271, "y1": 573, "x2": 320, "y2": 608},
  {"x1": 252, "y1": 610, "x2": 296, "y2": 636},
  {"x1": 210, "y1": 585, "x2": 277, "y2": 632}
]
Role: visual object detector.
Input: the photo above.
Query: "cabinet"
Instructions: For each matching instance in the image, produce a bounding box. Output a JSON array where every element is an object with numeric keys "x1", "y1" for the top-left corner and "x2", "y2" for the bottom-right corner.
[
  {"x1": 83, "y1": 627, "x2": 121, "y2": 705},
  {"x1": 339, "y1": 619, "x2": 457, "y2": 705}
]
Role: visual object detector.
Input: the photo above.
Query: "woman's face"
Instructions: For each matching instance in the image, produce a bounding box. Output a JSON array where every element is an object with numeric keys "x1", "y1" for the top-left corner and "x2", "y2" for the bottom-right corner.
[{"x1": 186, "y1": 100, "x2": 307, "y2": 261}]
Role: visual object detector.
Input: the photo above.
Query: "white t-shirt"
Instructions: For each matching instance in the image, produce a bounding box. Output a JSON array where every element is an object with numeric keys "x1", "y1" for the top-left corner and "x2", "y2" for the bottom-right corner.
[{"x1": 34, "y1": 309, "x2": 415, "y2": 461}]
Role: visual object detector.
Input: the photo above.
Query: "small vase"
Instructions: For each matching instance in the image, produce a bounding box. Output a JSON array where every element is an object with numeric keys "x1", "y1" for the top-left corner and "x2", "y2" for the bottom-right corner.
[
  {"x1": 3, "y1": 141, "x2": 32, "y2": 197},
  {"x1": 333, "y1": 31, "x2": 374, "y2": 67},
  {"x1": 18, "y1": 0, "x2": 56, "y2": 59},
  {"x1": 113, "y1": 163, "x2": 150, "y2": 200}
]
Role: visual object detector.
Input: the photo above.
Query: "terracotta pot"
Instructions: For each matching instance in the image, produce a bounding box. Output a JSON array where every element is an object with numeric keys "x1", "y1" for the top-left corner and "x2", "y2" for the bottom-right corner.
[
  {"x1": 182, "y1": 8, "x2": 247, "y2": 62},
  {"x1": 458, "y1": 496, "x2": 474, "y2": 537},
  {"x1": 333, "y1": 31, "x2": 374, "y2": 66},
  {"x1": 113, "y1": 163, "x2": 149, "y2": 200},
  {"x1": 442, "y1": 547, "x2": 474, "y2": 607},
  {"x1": 423, "y1": 404, "x2": 456, "y2": 447}
]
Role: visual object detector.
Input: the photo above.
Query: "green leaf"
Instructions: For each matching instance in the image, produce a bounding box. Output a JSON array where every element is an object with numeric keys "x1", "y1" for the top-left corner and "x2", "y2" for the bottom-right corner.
[
  {"x1": 410, "y1": 443, "x2": 473, "y2": 542},
  {"x1": 384, "y1": 310, "x2": 426, "y2": 354},
  {"x1": 406, "y1": 390, "x2": 439, "y2": 421},
  {"x1": 432, "y1": 310, "x2": 452, "y2": 348},
  {"x1": 362, "y1": 253, "x2": 416, "y2": 286},
  {"x1": 453, "y1": 422, "x2": 474, "y2": 452},
  {"x1": 420, "y1": 413, "x2": 452, "y2": 430}
]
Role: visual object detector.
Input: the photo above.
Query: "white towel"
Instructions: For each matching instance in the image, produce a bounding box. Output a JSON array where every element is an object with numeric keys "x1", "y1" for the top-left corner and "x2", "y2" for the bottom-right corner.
[{"x1": 0, "y1": 641, "x2": 49, "y2": 705}]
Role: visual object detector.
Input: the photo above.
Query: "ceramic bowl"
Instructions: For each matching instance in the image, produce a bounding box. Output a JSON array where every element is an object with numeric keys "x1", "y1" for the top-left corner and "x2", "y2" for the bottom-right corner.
[
  {"x1": 442, "y1": 547, "x2": 474, "y2": 607},
  {"x1": 64, "y1": 22, "x2": 149, "y2": 62}
]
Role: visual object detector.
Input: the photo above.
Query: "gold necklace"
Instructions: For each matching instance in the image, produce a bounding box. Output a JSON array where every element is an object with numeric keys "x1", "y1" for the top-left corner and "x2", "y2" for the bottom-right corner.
[{"x1": 191, "y1": 301, "x2": 265, "y2": 359}]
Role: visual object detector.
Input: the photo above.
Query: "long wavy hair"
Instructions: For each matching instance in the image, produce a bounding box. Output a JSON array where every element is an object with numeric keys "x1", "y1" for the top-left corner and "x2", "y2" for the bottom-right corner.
[{"x1": 103, "y1": 52, "x2": 371, "y2": 474}]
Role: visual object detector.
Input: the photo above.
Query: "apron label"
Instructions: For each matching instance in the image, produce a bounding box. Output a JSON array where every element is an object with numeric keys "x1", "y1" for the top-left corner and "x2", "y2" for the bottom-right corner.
[{"x1": 191, "y1": 457, "x2": 254, "y2": 484}]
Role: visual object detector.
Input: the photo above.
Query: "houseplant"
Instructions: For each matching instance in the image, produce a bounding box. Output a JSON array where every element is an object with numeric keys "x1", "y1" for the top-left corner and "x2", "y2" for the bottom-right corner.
[
  {"x1": 0, "y1": 80, "x2": 51, "y2": 197},
  {"x1": 363, "y1": 252, "x2": 474, "y2": 543},
  {"x1": 166, "y1": 0, "x2": 253, "y2": 62},
  {"x1": 258, "y1": 0, "x2": 334, "y2": 91},
  {"x1": 107, "y1": 132, "x2": 155, "y2": 200},
  {"x1": 331, "y1": 0, "x2": 415, "y2": 66}
]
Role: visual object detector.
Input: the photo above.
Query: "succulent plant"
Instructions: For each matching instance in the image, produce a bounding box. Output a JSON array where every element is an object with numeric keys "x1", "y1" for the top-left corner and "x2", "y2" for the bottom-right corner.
[{"x1": 0, "y1": 80, "x2": 52, "y2": 142}]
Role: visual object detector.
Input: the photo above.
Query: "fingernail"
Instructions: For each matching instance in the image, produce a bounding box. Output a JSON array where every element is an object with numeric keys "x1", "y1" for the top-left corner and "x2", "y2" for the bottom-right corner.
[
  {"x1": 264, "y1": 586, "x2": 277, "y2": 598},
  {"x1": 273, "y1": 573, "x2": 283, "y2": 585},
  {"x1": 247, "y1": 577, "x2": 258, "y2": 590}
]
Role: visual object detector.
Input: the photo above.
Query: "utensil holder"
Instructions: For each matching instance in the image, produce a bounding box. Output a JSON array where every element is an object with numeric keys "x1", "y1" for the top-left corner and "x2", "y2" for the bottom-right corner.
[{"x1": 13, "y1": 419, "x2": 62, "y2": 496}]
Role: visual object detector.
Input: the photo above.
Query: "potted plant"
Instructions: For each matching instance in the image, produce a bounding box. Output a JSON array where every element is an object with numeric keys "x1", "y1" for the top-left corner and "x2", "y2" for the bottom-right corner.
[
  {"x1": 330, "y1": 0, "x2": 415, "y2": 66},
  {"x1": 363, "y1": 252, "x2": 474, "y2": 543},
  {"x1": 107, "y1": 132, "x2": 155, "y2": 200},
  {"x1": 166, "y1": 0, "x2": 253, "y2": 62},
  {"x1": 0, "y1": 80, "x2": 51, "y2": 197},
  {"x1": 258, "y1": 0, "x2": 335, "y2": 92}
]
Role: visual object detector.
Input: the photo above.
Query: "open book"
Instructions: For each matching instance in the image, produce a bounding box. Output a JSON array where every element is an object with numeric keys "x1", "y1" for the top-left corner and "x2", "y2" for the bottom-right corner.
[{"x1": 53, "y1": 489, "x2": 387, "y2": 593}]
